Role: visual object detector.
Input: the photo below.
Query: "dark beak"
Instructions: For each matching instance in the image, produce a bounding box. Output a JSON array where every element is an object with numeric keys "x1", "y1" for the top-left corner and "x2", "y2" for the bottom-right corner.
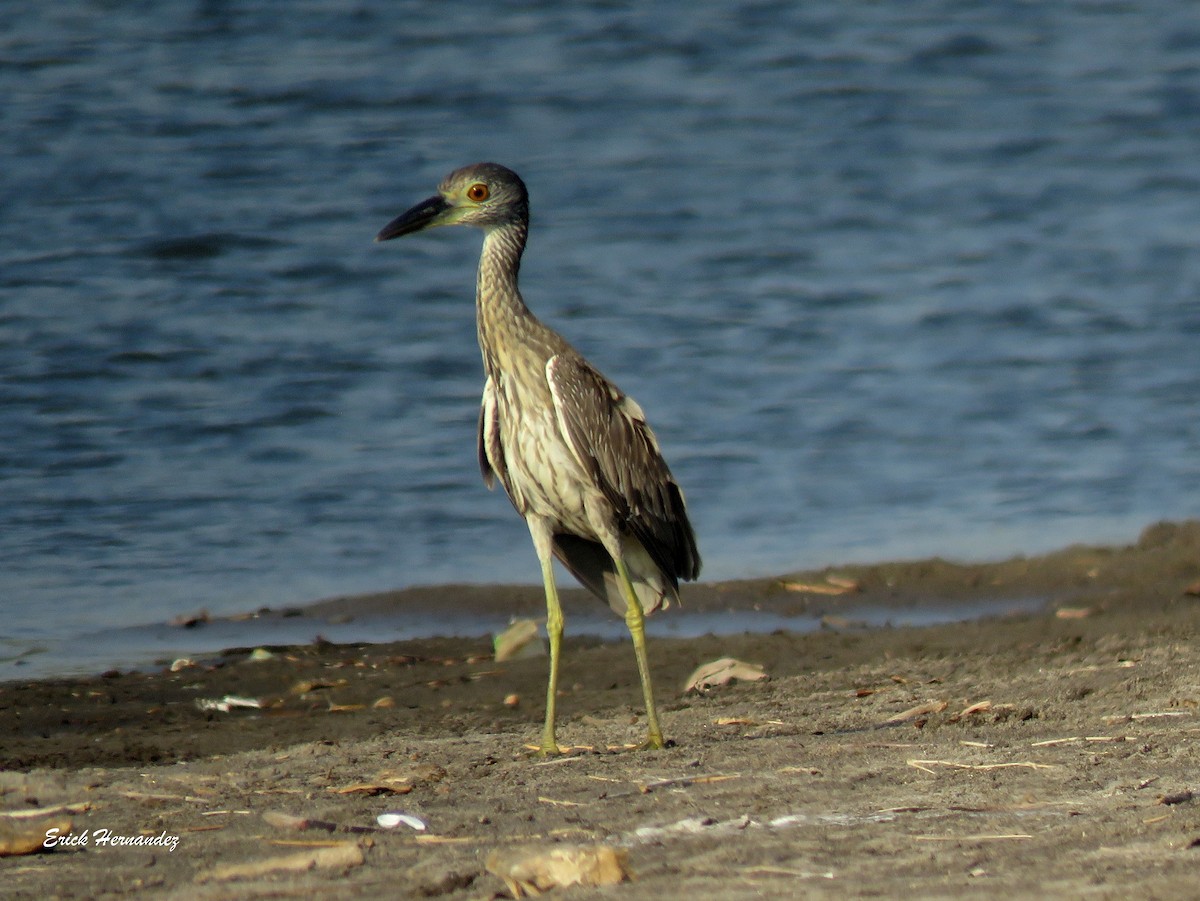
[{"x1": 375, "y1": 195, "x2": 451, "y2": 242}]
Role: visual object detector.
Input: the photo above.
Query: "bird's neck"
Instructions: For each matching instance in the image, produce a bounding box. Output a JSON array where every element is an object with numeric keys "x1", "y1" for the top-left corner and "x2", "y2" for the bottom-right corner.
[
  {"x1": 476, "y1": 220, "x2": 528, "y2": 309},
  {"x1": 476, "y1": 220, "x2": 545, "y2": 374}
]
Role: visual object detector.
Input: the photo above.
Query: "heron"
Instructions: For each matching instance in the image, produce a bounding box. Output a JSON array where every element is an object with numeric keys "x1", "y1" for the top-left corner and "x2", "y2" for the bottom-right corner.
[{"x1": 375, "y1": 162, "x2": 701, "y2": 753}]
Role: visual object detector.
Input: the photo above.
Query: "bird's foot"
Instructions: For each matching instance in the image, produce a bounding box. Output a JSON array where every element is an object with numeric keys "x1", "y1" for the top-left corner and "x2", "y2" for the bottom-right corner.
[
  {"x1": 634, "y1": 731, "x2": 667, "y2": 751},
  {"x1": 530, "y1": 726, "x2": 566, "y2": 756}
]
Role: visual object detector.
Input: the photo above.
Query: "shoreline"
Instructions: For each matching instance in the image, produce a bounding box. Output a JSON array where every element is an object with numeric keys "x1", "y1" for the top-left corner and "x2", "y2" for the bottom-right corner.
[
  {"x1": 2, "y1": 520, "x2": 1199, "y2": 898},
  {"x1": 5, "y1": 517, "x2": 1175, "y2": 686}
]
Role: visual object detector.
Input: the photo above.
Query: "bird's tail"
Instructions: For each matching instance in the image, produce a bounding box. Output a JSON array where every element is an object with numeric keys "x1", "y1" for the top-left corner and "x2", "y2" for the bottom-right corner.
[{"x1": 552, "y1": 533, "x2": 677, "y2": 618}]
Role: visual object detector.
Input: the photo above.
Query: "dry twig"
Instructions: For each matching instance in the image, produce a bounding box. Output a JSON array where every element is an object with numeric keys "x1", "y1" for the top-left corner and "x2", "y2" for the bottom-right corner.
[
  {"x1": 916, "y1": 833, "x2": 1032, "y2": 842},
  {"x1": 908, "y1": 759, "x2": 1057, "y2": 775}
]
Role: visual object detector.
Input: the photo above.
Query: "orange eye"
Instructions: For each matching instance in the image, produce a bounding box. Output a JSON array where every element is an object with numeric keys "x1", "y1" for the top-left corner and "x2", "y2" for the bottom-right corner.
[{"x1": 466, "y1": 183, "x2": 489, "y2": 202}]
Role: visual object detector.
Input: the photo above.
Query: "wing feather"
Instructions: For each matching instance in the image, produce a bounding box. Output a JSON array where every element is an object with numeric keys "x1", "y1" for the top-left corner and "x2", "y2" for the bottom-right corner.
[
  {"x1": 546, "y1": 355, "x2": 700, "y2": 583},
  {"x1": 477, "y1": 374, "x2": 505, "y2": 490}
]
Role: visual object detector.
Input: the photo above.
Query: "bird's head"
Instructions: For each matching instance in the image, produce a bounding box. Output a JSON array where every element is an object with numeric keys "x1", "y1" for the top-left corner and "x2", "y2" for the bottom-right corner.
[{"x1": 375, "y1": 162, "x2": 528, "y2": 241}]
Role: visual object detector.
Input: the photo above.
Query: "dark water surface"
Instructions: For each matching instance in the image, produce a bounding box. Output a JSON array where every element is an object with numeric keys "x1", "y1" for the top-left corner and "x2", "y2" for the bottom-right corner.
[{"x1": 2, "y1": 1, "x2": 1198, "y2": 675}]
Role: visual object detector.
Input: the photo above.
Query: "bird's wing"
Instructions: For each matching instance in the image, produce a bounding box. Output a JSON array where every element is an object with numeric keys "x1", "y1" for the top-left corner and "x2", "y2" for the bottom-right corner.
[
  {"x1": 546, "y1": 354, "x2": 700, "y2": 582},
  {"x1": 477, "y1": 374, "x2": 505, "y2": 490}
]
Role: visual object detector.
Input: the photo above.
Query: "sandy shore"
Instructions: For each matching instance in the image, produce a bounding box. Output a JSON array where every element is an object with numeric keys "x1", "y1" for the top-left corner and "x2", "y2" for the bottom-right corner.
[{"x1": 2, "y1": 521, "x2": 1199, "y2": 899}]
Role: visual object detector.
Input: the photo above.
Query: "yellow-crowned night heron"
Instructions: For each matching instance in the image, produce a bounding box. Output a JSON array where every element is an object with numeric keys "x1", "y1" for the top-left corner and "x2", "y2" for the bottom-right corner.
[{"x1": 376, "y1": 162, "x2": 700, "y2": 753}]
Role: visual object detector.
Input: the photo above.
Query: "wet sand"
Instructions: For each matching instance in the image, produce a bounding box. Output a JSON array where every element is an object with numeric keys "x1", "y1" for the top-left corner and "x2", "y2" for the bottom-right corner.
[{"x1": 2, "y1": 520, "x2": 1199, "y2": 898}]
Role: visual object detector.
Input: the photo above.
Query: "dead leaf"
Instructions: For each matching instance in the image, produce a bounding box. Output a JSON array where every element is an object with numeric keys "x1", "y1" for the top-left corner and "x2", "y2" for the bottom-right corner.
[
  {"x1": 820, "y1": 614, "x2": 866, "y2": 629},
  {"x1": 486, "y1": 845, "x2": 631, "y2": 897},
  {"x1": 1159, "y1": 790, "x2": 1195, "y2": 806},
  {"x1": 0, "y1": 816, "x2": 73, "y2": 857},
  {"x1": 780, "y1": 578, "x2": 859, "y2": 595},
  {"x1": 291, "y1": 678, "x2": 348, "y2": 695},
  {"x1": 885, "y1": 700, "x2": 947, "y2": 724},
  {"x1": 683, "y1": 657, "x2": 768, "y2": 692},
  {"x1": 194, "y1": 695, "x2": 263, "y2": 713},
  {"x1": 262, "y1": 811, "x2": 336, "y2": 832},
  {"x1": 331, "y1": 781, "x2": 413, "y2": 796},
  {"x1": 951, "y1": 700, "x2": 992, "y2": 721},
  {"x1": 494, "y1": 619, "x2": 544, "y2": 662},
  {"x1": 197, "y1": 841, "x2": 364, "y2": 882}
]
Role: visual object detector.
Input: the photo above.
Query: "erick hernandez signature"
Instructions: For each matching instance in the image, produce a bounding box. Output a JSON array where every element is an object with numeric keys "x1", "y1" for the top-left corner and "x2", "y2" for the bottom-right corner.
[{"x1": 44, "y1": 827, "x2": 180, "y2": 853}]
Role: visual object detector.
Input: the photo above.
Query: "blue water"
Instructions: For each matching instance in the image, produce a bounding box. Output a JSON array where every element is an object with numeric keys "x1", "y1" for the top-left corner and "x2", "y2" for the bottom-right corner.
[{"x1": 2, "y1": 1, "x2": 1198, "y2": 675}]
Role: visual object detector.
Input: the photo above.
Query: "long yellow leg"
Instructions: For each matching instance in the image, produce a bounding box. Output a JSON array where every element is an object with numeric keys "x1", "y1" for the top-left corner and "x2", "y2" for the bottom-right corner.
[
  {"x1": 614, "y1": 555, "x2": 665, "y2": 750},
  {"x1": 533, "y1": 532, "x2": 564, "y2": 755}
]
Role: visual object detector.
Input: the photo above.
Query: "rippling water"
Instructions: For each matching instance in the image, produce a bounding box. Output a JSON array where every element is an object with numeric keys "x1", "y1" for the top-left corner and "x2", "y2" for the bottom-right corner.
[{"x1": 2, "y1": 1, "x2": 1198, "y2": 671}]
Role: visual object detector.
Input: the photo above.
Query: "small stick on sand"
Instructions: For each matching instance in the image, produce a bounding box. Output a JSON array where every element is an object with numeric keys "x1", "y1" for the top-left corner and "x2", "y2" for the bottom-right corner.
[{"x1": 907, "y1": 759, "x2": 1058, "y2": 775}]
